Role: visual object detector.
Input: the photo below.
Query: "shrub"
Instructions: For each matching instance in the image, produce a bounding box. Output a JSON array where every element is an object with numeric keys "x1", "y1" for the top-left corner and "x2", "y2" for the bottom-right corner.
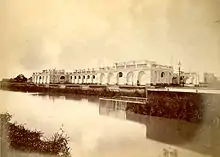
[{"x1": 0, "y1": 113, "x2": 71, "y2": 156}]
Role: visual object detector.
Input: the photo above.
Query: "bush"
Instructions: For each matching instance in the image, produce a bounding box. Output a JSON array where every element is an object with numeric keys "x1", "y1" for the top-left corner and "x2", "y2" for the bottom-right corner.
[{"x1": 0, "y1": 113, "x2": 71, "y2": 156}]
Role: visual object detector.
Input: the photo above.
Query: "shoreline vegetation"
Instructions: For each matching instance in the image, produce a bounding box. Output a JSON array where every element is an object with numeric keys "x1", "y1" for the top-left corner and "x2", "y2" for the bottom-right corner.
[
  {"x1": 0, "y1": 113, "x2": 71, "y2": 157},
  {"x1": 0, "y1": 82, "x2": 147, "y2": 97}
]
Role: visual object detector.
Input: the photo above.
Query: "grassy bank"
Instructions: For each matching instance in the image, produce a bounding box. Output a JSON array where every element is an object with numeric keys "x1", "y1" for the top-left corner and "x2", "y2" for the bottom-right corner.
[
  {"x1": 0, "y1": 113, "x2": 71, "y2": 157},
  {"x1": 126, "y1": 91, "x2": 220, "y2": 123},
  {"x1": 0, "y1": 82, "x2": 146, "y2": 97}
]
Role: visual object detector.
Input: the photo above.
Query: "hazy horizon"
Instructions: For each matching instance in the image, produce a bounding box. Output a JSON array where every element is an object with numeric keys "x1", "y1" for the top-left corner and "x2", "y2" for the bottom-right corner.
[{"x1": 0, "y1": 0, "x2": 220, "y2": 79}]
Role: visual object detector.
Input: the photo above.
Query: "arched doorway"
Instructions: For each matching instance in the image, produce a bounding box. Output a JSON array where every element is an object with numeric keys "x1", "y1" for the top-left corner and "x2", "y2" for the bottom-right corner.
[
  {"x1": 116, "y1": 72, "x2": 124, "y2": 85},
  {"x1": 70, "y1": 76, "x2": 72, "y2": 83},
  {"x1": 107, "y1": 73, "x2": 115, "y2": 85},
  {"x1": 39, "y1": 76, "x2": 42, "y2": 84},
  {"x1": 78, "y1": 76, "x2": 82, "y2": 84},
  {"x1": 100, "y1": 73, "x2": 105, "y2": 84},
  {"x1": 74, "y1": 76, "x2": 77, "y2": 84},
  {"x1": 82, "y1": 75, "x2": 86, "y2": 84},
  {"x1": 92, "y1": 75, "x2": 96, "y2": 84},
  {"x1": 138, "y1": 71, "x2": 149, "y2": 85},
  {"x1": 126, "y1": 72, "x2": 134, "y2": 85},
  {"x1": 60, "y1": 76, "x2": 65, "y2": 83},
  {"x1": 172, "y1": 77, "x2": 178, "y2": 84},
  {"x1": 87, "y1": 75, "x2": 91, "y2": 84},
  {"x1": 160, "y1": 72, "x2": 166, "y2": 84},
  {"x1": 60, "y1": 76, "x2": 65, "y2": 79}
]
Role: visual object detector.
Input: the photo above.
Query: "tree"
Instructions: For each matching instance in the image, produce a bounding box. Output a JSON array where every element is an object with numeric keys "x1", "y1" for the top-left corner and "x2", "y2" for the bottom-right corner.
[{"x1": 13, "y1": 74, "x2": 27, "y2": 82}]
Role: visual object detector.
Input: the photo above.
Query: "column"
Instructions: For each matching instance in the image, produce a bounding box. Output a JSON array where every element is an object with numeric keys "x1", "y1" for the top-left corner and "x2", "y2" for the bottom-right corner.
[{"x1": 133, "y1": 71, "x2": 139, "y2": 86}]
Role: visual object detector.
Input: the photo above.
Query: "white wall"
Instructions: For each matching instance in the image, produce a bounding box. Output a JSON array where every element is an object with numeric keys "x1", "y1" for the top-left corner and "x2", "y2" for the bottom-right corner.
[
  {"x1": 151, "y1": 69, "x2": 173, "y2": 84},
  {"x1": 32, "y1": 65, "x2": 173, "y2": 85},
  {"x1": 137, "y1": 70, "x2": 151, "y2": 85}
]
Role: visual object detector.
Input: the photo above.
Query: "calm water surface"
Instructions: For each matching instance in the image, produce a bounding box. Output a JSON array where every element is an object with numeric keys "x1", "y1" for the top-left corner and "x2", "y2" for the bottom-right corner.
[{"x1": 1, "y1": 90, "x2": 219, "y2": 157}]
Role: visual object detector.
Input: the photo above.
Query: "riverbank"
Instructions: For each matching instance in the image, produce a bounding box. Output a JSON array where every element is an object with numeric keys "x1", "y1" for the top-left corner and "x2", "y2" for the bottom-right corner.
[
  {"x1": 0, "y1": 82, "x2": 146, "y2": 97},
  {"x1": 0, "y1": 113, "x2": 71, "y2": 157},
  {"x1": 99, "y1": 90, "x2": 220, "y2": 123}
]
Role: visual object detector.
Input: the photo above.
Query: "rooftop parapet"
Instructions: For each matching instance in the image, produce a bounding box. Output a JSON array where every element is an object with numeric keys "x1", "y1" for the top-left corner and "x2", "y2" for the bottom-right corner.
[
  {"x1": 151, "y1": 63, "x2": 173, "y2": 69},
  {"x1": 99, "y1": 66, "x2": 116, "y2": 71}
]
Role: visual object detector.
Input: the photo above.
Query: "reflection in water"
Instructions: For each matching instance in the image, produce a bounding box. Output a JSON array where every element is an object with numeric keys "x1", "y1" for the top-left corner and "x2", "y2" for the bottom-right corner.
[
  {"x1": 99, "y1": 100, "x2": 220, "y2": 156},
  {"x1": 31, "y1": 93, "x2": 99, "y2": 104}
]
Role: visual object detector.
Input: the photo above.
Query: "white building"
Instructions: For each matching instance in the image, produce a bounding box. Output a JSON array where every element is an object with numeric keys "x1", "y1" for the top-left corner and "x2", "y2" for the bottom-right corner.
[
  {"x1": 183, "y1": 72, "x2": 199, "y2": 85},
  {"x1": 94, "y1": 60, "x2": 173, "y2": 86},
  {"x1": 183, "y1": 72, "x2": 217, "y2": 86},
  {"x1": 67, "y1": 68, "x2": 98, "y2": 84},
  {"x1": 32, "y1": 69, "x2": 68, "y2": 84},
  {"x1": 32, "y1": 60, "x2": 174, "y2": 86}
]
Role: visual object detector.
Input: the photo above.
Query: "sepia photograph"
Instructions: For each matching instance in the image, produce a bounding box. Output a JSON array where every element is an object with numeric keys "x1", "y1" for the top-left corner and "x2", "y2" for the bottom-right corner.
[{"x1": 0, "y1": 0, "x2": 220, "y2": 157}]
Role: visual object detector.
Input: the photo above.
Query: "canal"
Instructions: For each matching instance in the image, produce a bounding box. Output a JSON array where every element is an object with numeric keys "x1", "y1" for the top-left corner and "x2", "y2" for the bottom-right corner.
[{"x1": 0, "y1": 90, "x2": 219, "y2": 157}]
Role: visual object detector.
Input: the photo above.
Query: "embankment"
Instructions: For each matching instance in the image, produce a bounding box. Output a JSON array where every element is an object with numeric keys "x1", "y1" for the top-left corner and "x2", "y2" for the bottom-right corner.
[
  {"x1": 126, "y1": 91, "x2": 220, "y2": 123},
  {"x1": 0, "y1": 82, "x2": 146, "y2": 97}
]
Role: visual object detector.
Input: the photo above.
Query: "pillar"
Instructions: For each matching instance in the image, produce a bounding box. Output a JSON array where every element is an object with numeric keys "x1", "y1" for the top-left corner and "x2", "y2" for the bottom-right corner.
[
  {"x1": 133, "y1": 71, "x2": 139, "y2": 86},
  {"x1": 145, "y1": 87, "x2": 148, "y2": 98}
]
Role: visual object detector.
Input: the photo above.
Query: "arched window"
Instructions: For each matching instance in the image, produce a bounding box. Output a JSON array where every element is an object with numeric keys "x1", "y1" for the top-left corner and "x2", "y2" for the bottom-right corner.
[
  {"x1": 87, "y1": 75, "x2": 90, "y2": 79},
  {"x1": 83, "y1": 76, "x2": 85, "y2": 79},
  {"x1": 70, "y1": 76, "x2": 72, "y2": 79},
  {"x1": 161, "y1": 72, "x2": 165, "y2": 78},
  {"x1": 39, "y1": 76, "x2": 42, "y2": 79},
  {"x1": 93, "y1": 75, "x2": 95, "y2": 79},
  {"x1": 75, "y1": 76, "x2": 77, "y2": 79},
  {"x1": 79, "y1": 76, "x2": 81, "y2": 79},
  {"x1": 60, "y1": 76, "x2": 65, "y2": 79},
  {"x1": 118, "y1": 72, "x2": 123, "y2": 78}
]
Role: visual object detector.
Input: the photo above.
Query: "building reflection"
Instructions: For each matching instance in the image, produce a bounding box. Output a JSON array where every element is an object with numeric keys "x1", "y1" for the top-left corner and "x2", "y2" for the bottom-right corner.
[
  {"x1": 30, "y1": 93, "x2": 99, "y2": 103},
  {"x1": 99, "y1": 100, "x2": 220, "y2": 156}
]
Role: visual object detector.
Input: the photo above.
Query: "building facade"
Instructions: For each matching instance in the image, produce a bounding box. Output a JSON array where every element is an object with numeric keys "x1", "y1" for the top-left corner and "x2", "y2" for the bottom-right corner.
[
  {"x1": 93, "y1": 60, "x2": 173, "y2": 86},
  {"x1": 178, "y1": 72, "x2": 218, "y2": 86},
  {"x1": 32, "y1": 69, "x2": 68, "y2": 84},
  {"x1": 66, "y1": 68, "x2": 98, "y2": 84},
  {"x1": 183, "y1": 72, "x2": 199, "y2": 85},
  {"x1": 32, "y1": 60, "x2": 174, "y2": 86}
]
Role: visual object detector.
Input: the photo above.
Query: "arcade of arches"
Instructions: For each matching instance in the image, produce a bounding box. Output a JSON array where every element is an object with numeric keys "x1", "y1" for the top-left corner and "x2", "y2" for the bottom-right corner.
[
  {"x1": 98, "y1": 70, "x2": 172, "y2": 86},
  {"x1": 32, "y1": 68, "x2": 173, "y2": 85}
]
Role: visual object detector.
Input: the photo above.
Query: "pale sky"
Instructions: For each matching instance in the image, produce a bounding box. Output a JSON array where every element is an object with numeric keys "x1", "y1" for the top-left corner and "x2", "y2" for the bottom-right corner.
[{"x1": 0, "y1": 0, "x2": 220, "y2": 79}]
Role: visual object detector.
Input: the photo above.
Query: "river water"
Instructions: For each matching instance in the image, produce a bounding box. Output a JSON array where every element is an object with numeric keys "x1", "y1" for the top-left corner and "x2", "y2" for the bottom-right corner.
[{"x1": 0, "y1": 90, "x2": 219, "y2": 157}]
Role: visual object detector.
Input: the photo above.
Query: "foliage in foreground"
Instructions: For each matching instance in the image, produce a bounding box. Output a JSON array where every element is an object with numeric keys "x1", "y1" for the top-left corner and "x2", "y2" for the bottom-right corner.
[{"x1": 0, "y1": 113, "x2": 71, "y2": 156}]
